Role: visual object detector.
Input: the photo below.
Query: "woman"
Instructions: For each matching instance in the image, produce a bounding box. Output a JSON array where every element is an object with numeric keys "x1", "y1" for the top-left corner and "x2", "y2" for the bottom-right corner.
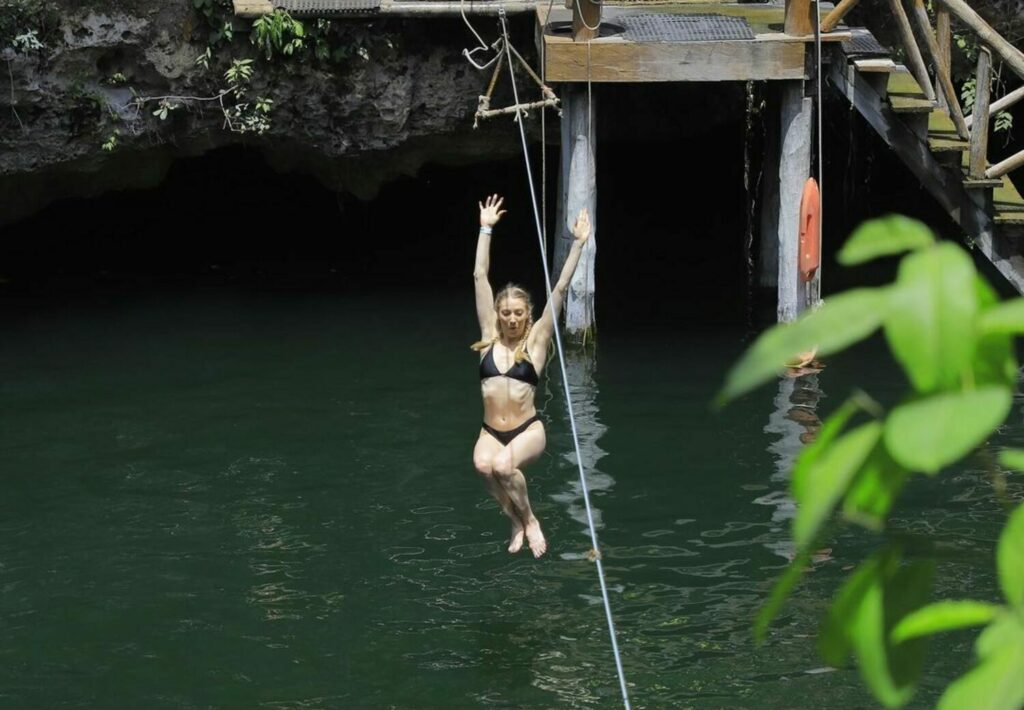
[{"x1": 471, "y1": 194, "x2": 591, "y2": 558}]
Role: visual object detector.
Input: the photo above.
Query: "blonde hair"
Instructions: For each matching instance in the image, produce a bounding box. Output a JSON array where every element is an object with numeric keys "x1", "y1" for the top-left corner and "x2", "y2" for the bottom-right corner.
[{"x1": 471, "y1": 283, "x2": 534, "y2": 363}]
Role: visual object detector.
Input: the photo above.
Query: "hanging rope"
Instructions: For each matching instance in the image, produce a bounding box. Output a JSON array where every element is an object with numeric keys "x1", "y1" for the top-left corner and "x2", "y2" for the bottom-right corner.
[
  {"x1": 498, "y1": 9, "x2": 631, "y2": 710},
  {"x1": 813, "y1": 0, "x2": 825, "y2": 307}
]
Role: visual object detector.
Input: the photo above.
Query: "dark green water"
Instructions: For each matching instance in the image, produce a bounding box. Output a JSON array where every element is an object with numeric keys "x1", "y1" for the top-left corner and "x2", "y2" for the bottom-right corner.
[{"x1": 1, "y1": 291, "x2": 1019, "y2": 709}]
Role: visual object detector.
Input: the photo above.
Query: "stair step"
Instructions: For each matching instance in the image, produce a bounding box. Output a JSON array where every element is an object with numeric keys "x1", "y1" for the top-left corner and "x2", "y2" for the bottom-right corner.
[
  {"x1": 963, "y1": 177, "x2": 1003, "y2": 189},
  {"x1": 995, "y1": 176, "x2": 1024, "y2": 224},
  {"x1": 888, "y1": 72, "x2": 935, "y2": 113},
  {"x1": 929, "y1": 110, "x2": 969, "y2": 152},
  {"x1": 854, "y1": 58, "x2": 900, "y2": 73}
]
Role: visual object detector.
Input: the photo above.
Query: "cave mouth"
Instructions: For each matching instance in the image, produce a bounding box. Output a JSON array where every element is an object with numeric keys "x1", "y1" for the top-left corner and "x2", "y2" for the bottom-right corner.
[{"x1": 0, "y1": 81, "x2": 963, "y2": 327}]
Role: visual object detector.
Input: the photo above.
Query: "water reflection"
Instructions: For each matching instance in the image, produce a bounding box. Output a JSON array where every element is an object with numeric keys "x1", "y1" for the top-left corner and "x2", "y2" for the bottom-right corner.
[
  {"x1": 755, "y1": 369, "x2": 824, "y2": 561},
  {"x1": 547, "y1": 348, "x2": 615, "y2": 551}
]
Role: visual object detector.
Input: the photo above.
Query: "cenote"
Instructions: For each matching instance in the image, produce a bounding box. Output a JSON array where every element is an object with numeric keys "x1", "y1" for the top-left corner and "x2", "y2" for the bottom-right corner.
[{"x1": 1, "y1": 84, "x2": 1020, "y2": 708}]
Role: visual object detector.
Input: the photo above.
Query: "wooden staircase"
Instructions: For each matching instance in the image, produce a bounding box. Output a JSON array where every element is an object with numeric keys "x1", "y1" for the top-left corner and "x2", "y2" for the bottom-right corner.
[{"x1": 828, "y1": 26, "x2": 1024, "y2": 292}]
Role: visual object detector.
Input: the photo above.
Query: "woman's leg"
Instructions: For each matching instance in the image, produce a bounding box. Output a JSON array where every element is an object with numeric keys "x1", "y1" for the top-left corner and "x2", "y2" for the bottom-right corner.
[
  {"x1": 473, "y1": 432, "x2": 526, "y2": 553},
  {"x1": 491, "y1": 423, "x2": 548, "y2": 558}
]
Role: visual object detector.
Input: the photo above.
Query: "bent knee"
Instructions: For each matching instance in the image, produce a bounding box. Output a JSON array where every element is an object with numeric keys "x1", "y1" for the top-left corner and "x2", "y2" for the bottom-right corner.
[
  {"x1": 473, "y1": 456, "x2": 494, "y2": 476},
  {"x1": 492, "y1": 457, "x2": 516, "y2": 479}
]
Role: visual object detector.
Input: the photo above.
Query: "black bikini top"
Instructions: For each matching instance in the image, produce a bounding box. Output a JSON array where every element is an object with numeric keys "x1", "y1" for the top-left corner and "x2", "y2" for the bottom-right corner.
[{"x1": 479, "y1": 345, "x2": 539, "y2": 387}]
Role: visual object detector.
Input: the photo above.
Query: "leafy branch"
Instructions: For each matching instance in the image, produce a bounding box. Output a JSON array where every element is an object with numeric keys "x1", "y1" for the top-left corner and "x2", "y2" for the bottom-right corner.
[{"x1": 719, "y1": 215, "x2": 1024, "y2": 709}]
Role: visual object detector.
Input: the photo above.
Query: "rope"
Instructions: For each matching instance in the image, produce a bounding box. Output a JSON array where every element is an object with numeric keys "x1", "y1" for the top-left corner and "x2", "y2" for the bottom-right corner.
[
  {"x1": 813, "y1": 0, "x2": 824, "y2": 306},
  {"x1": 498, "y1": 9, "x2": 631, "y2": 709}
]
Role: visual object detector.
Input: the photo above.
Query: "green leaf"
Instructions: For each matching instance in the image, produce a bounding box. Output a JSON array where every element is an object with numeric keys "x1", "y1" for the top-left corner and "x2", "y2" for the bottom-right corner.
[
  {"x1": 838, "y1": 215, "x2": 936, "y2": 266},
  {"x1": 792, "y1": 397, "x2": 862, "y2": 496},
  {"x1": 754, "y1": 550, "x2": 811, "y2": 644},
  {"x1": 793, "y1": 422, "x2": 883, "y2": 550},
  {"x1": 972, "y1": 279, "x2": 1018, "y2": 388},
  {"x1": 937, "y1": 642, "x2": 1024, "y2": 710},
  {"x1": 975, "y1": 612, "x2": 1024, "y2": 659},
  {"x1": 716, "y1": 288, "x2": 888, "y2": 405},
  {"x1": 997, "y1": 503, "x2": 1024, "y2": 609},
  {"x1": 883, "y1": 243, "x2": 979, "y2": 393},
  {"x1": 842, "y1": 444, "x2": 909, "y2": 531},
  {"x1": 883, "y1": 387, "x2": 1012, "y2": 474},
  {"x1": 890, "y1": 601, "x2": 1003, "y2": 643},
  {"x1": 978, "y1": 298, "x2": 1024, "y2": 335},
  {"x1": 819, "y1": 549, "x2": 932, "y2": 707},
  {"x1": 998, "y1": 449, "x2": 1024, "y2": 473}
]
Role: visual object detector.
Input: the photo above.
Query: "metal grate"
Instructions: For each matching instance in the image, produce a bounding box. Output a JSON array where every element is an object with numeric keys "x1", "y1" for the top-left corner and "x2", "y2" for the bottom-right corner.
[
  {"x1": 845, "y1": 28, "x2": 889, "y2": 57},
  {"x1": 273, "y1": 0, "x2": 380, "y2": 15},
  {"x1": 618, "y1": 14, "x2": 754, "y2": 42}
]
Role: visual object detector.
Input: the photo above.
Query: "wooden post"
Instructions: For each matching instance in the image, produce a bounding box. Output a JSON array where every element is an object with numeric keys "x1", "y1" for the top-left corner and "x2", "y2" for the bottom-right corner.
[
  {"x1": 557, "y1": 85, "x2": 597, "y2": 341},
  {"x1": 936, "y1": 8, "x2": 950, "y2": 109},
  {"x1": 911, "y1": 0, "x2": 970, "y2": 139},
  {"x1": 785, "y1": 0, "x2": 814, "y2": 36},
  {"x1": 573, "y1": 0, "x2": 601, "y2": 42},
  {"x1": 887, "y1": 0, "x2": 937, "y2": 103},
  {"x1": 969, "y1": 48, "x2": 992, "y2": 179},
  {"x1": 935, "y1": 0, "x2": 1024, "y2": 79},
  {"x1": 778, "y1": 82, "x2": 813, "y2": 323},
  {"x1": 821, "y1": 0, "x2": 860, "y2": 33}
]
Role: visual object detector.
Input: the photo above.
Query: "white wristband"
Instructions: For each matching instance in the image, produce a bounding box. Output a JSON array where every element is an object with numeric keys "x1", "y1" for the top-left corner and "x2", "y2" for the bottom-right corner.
[{"x1": 479, "y1": 226, "x2": 492, "y2": 235}]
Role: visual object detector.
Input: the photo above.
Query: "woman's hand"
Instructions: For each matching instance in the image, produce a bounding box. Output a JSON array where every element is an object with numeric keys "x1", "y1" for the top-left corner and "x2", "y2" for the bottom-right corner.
[
  {"x1": 572, "y1": 208, "x2": 591, "y2": 243},
  {"x1": 479, "y1": 194, "x2": 507, "y2": 228}
]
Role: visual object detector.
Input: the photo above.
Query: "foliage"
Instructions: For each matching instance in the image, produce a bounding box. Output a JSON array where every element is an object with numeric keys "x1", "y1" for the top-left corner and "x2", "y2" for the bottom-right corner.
[
  {"x1": 0, "y1": 0, "x2": 59, "y2": 52},
  {"x1": 251, "y1": 10, "x2": 306, "y2": 61},
  {"x1": 960, "y1": 78, "x2": 1014, "y2": 135},
  {"x1": 718, "y1": 215, "x2": 1024, "y2": 708}
]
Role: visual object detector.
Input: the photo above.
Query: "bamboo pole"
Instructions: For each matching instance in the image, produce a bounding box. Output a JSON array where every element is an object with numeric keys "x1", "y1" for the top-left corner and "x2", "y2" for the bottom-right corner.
[
  {"x1": 936, "y1": 8, "x2": 950, "y2": 109},
  {"x1": 887, "y1": 0, "x2": 937, "y2": 103},
  {"x1": 935, "y1": 0, "x2": 1024, "y2": 79},
  {"x1": 967, "y1": 85, "x2": 1024, "y2": 128},
  {"x1": 820, "y1": 0, "x2": 859, "y2": 33},
  {"x1": 969, "y1": 48, "x2": 992, "y2": 179},
  {"x1": 911, "y1": 0, "x2": 970, "y2": 139},
  {"x1": 986, "y1": 149, "x2": 1024, "y2": 179}
]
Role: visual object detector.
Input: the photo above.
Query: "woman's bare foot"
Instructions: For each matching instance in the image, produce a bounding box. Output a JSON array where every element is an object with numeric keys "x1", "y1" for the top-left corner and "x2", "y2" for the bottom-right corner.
[
  {"x1": 525, "y1": 517, "x2": 547, "y2": 558},
  {"x1": 508, "y1": 519, "x2": 526, "y2": 553}
]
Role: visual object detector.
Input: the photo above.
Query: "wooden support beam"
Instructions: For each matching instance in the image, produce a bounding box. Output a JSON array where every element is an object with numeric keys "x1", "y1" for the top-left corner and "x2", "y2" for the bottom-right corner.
[
  {"x1": 778, "y1": 82, "x2": 812, "y2": 323},
  {"x1": 967, "y1": 84, "x2": 1024, "y2": 128},
  {"x1": 572, "y1": 0, "x2": 601, "y2": 42},
  {"x1": 887, "y1": 0, "x2": 937, "y2": 103},
  {"x1": 821, "y1": 0, "x2": 859, "y2": 33},
  {"x1": 911, "y1": 0, "x2": 969, "y2": 139},
  {"x1": 986, "y1": 149, "x2": 1024, "y2": 179},
  {"x1": 542, "y1": 39, "x2": 806, "y2": 82},
  {"x1": 785, "y1": 0, "x2": 814, "y2": 36},
  {"x1": 559, "y1": 86, "x2": 597, "y2": 341},
  {"x1": 935, "y1": 0, "x2": 1024, "y2": 79},
  {"x1": 969, "y1": 48, "x2": 992, "y2": 179},
  {"x1": 935, "y1": 8, "x2": 950, "y2": 109},
  {"x1": 232, "y1": 0, "x2": 272, "y2": 16}
]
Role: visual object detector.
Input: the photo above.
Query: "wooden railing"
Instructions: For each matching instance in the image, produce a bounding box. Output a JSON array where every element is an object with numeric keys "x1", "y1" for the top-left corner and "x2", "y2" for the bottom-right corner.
[{"x1": 821, "y1": 0, "x2": 1024, "y2": 180}]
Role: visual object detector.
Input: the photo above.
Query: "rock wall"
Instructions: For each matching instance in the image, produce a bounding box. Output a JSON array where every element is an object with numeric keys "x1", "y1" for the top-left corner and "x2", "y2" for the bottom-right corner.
[{"x1": 0, "y1": 1, "x2": 526, "y2": 224}]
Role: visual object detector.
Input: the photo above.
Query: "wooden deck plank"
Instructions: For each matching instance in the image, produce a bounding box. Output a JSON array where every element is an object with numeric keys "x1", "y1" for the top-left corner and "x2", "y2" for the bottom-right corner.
[
  {"x1": 995, "y1": 176, "x2": 1024, "y2": 223},
  {"x1": 538, "y1": 4, "x2": 811, "y2": 82},
  {"x1": 542, "y1": 37, "x2": 807, "y2": 81}
]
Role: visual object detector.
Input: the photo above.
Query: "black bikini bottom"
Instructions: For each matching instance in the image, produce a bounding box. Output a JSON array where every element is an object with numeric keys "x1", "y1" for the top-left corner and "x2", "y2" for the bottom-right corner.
[{"x1": 482, "y1": 415, "x2": 542, "y2": 446}]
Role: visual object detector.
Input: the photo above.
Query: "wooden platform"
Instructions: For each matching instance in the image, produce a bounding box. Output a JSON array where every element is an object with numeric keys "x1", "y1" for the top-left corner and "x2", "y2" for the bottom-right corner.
[{"x1": 537, "y1": 3, "x2": 850, "y2": 83}]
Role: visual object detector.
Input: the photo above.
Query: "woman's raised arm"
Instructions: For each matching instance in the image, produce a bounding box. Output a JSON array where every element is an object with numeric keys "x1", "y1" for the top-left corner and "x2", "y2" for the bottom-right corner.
[
  {"x1": 529, "y1": 208, "x2": 591, "y2": 355},
  {"x1": 474, "y1": 194, "x2": 506, "y2": 339}
]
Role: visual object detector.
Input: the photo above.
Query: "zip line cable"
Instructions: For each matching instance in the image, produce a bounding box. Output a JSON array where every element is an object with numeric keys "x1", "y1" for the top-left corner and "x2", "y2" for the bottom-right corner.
[{"x1": 498, "y1": 9, "x2": 631, "y2": 709}]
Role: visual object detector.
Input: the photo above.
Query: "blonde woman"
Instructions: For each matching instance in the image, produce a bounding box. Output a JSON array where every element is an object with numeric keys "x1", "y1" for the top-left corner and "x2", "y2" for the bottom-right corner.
[{"x1": 471, "y1": 194, "x2": 591, "y2": 558}]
